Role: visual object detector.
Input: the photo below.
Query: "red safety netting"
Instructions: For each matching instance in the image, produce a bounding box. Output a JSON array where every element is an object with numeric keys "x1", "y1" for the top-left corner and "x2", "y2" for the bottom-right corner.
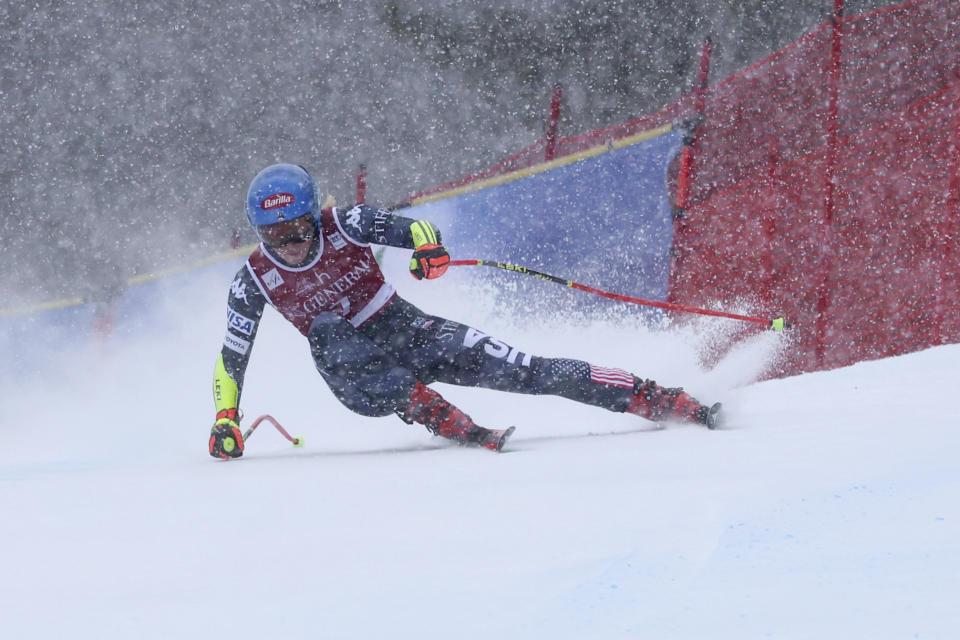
[
  {"x1": 670, "y1": 0, "x2": 960, "y2": 377},
  {"x1": 404, "y1": 0, "x2": 960, "y2": 379}
]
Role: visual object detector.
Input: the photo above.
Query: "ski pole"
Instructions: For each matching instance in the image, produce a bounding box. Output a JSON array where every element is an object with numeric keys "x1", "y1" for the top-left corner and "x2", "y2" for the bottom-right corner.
[
  {"x1": 243, "y1": 414, "x2": 305, "y2": 448},
  {"x1": 449, "y1": 259, "x2": 788, "y2": 331}
]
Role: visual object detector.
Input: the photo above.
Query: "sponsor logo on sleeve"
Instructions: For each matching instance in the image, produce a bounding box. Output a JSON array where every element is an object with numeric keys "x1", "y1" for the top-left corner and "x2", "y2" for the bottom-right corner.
[
  {"x1": 327, "y1": 232, "x2": 347, "y2": 250},
  {"x1": 373, "y1": 208, "x2": 391, "y2": 244},
  {"x1": 230, "y1": 276, "x2": 249, "y2": 304},
  {"x1": 263, "y1": 268, "x2": 284, "y2": 291},
  {"x1": 345, "y1": 206, "x2": 362, "y2": 232},
  {"x1": 227, "y1": 308, "x2": 255, "y2": 335},
  {"x1": 223, "y1": 332, "x2": 250, "y2": 355}
]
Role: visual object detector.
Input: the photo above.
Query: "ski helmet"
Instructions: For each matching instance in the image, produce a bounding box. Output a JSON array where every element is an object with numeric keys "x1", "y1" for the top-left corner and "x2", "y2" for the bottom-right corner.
[{"x1": 245, "y1": 164, "x2": 318, "y2": 236}]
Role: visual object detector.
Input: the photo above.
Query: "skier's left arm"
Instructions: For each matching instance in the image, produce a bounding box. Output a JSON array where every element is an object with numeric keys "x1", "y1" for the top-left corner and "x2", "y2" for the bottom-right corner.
[
  {"x1": 210, "y1": 266, "x2": 267, "y2": 459},
  {"x1": 335, "y1": 204, "x2": 450, "y2": 279}
]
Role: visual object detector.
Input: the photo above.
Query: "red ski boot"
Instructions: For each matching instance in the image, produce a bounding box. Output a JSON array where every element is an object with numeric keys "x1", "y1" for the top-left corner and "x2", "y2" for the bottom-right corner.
[
  {"x1": 401, "y1": 381, "x2": 515, "y2": 451},
  {"x1": 626, "y1": 378, "x2": 722, "y2": 429}
]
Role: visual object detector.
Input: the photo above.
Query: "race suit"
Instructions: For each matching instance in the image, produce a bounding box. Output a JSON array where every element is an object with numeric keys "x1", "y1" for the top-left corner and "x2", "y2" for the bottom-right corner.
[{"x1": 213, "y1": 204, "x2": 640, "y2": 420}]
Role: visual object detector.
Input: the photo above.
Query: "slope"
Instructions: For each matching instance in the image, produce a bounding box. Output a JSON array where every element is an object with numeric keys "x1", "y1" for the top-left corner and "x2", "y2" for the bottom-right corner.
[{"x1": 0, "y1": 250, "x2": 957, "y2": 639}]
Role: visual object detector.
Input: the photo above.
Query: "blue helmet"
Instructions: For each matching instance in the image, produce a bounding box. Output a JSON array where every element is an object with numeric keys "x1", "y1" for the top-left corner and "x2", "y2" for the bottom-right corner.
[{"x1": 245, "y1": 164, "x2": 317, "y2": 231}]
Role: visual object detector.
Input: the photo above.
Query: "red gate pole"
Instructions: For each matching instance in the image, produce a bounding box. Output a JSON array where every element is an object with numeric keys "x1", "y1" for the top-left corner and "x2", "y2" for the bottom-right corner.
[
  {"x1": 356, "y1": 164, "x2": 366, "y2": 205},
  {"x1": 669, "y1": 38, "x2": 713, "y2": 305},
  {"x1": 763, "y1": 142, "x2": 780, "y2": 293},
  {"x1": 953, "y1": 82, "x2": 960, "y2": 206},
  {"x1": 938, "y1": 81, "x2": 960, "y2": 344},
  {"x1": 675, "y1": 38, "x2": 712, "y2": 211},
  {"x1": 544, "y1": 84, "x2": 563, "y2": 161},
  {"x1": 815, "y1": 0, "x2": 845, "y2": 368},
  {"x1": 952, "y1": 87, "x2": 960, "y2": 208}
]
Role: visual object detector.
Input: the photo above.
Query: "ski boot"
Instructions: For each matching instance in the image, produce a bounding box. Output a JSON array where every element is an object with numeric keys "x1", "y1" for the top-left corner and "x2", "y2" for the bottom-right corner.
[
  {"x1": 626, "y1": 378, "x2": 723, "y2": 429},
  {"x1": 400, "y1": 381, "x2": 515, "y2": 451}
]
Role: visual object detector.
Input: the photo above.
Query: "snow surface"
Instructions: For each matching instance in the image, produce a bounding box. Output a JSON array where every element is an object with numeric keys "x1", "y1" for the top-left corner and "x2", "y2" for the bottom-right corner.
[{"x1": 2, "y1": 249, "x2": 958, "y2": 639}]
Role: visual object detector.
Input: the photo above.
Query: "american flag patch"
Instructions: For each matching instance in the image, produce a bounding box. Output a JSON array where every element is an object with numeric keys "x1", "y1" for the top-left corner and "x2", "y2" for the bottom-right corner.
[{"x1": 589, "y1": 365, "x2": 634, "y2": 389}]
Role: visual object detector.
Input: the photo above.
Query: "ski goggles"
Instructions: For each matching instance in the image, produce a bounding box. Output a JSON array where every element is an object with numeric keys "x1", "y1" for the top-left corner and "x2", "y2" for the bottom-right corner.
[{"x1": 258, "y1": 215, "x2": 317, "y2": 248}]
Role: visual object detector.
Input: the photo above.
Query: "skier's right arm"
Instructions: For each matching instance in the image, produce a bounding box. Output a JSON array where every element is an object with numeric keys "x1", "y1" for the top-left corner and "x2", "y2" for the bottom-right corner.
[{"x1": 210, "y1": 265, "x2": 267, "y2": 459}]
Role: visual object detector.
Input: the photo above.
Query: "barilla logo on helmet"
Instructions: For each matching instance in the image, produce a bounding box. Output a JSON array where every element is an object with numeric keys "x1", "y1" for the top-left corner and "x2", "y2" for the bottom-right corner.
[{"x1": 261, "y1": 193, "x2": 295, "y2": 210}]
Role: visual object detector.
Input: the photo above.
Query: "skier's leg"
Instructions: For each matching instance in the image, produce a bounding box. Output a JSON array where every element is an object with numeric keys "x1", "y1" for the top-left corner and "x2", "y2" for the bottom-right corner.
[
  {"x1": 308, "y1": 312, "x2": 415, "y2": 417},
  {"x1": 452, "y1": 340, "x2": 717, "y2": 426},
  {"x1": 398, "y1": 380, "x2": 511, "y2": 450},
  {"x1": 309, "y1": 312, "x2": 504, "y2": 446},
  {"x1": 360, "y1": 302, "x2": 715, "y2": 426},
  {"x1": 510, "y1": 354, "x2": 716, "y2": 426}
]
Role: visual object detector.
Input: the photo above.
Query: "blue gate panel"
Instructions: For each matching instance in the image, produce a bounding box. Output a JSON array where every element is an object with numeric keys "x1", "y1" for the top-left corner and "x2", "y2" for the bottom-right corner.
[{"x1": 407, "y1": 128, "x2": 681, "y2": 319}]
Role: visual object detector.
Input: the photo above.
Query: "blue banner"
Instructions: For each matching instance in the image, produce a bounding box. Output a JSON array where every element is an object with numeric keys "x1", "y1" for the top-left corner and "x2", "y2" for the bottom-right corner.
[
  {"x1": 406, "y1": 127, "x2": 682, "y2": 320},
  {"x1": 0, "y1": 258, "x2": 244, "y2": 381},
  {"x1": 0, "y1": 127, "x2": 681, "y2": 380}
]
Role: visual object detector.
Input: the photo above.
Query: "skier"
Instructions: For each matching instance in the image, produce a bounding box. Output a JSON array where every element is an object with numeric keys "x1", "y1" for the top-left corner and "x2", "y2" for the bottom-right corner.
[{"x1": 209, "y1": 164, "x2": 721, "y2": 459}]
